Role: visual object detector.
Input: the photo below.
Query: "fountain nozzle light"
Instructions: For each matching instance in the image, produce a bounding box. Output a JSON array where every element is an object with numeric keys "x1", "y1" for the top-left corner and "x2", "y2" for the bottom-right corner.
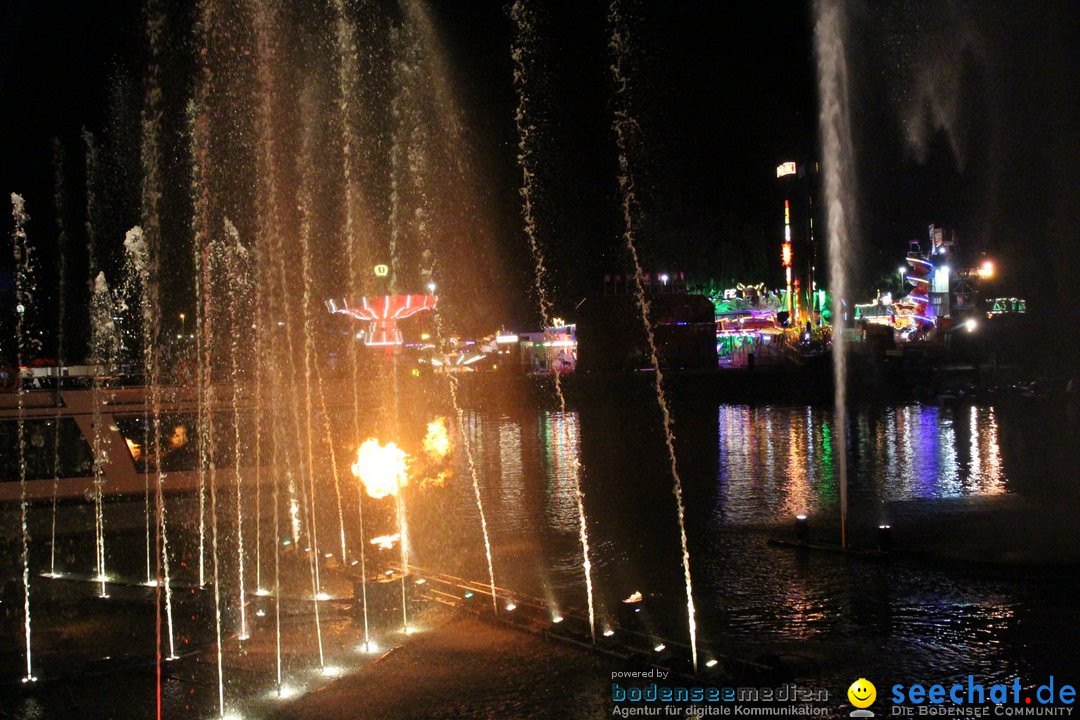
[
  {"x1": 795, "y1": 514, "x2": 809, "y2": 543},
  {"x1": 878, "y1": 524, "x2": 892, "y2": 553}
]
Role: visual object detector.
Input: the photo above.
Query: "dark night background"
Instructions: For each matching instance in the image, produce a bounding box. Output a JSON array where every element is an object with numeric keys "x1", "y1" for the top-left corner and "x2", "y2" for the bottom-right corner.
[{"x1": 0, "y1": 0, "x2": 1076, "y2": 367}]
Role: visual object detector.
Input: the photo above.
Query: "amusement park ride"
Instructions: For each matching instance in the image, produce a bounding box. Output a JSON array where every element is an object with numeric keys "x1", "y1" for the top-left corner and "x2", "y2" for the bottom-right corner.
[
  {"x1": 855, "y1": 224, "x2": 990, "y2": 341},
  {"x1": 325, "y1": 263, "x2": 438, "y2": 351}
]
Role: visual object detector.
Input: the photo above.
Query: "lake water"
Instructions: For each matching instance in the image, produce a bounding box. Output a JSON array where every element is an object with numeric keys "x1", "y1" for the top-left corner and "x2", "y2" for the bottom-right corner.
[{"x1": 408, "y1": 395, "x2": 1080, "y2": 690}]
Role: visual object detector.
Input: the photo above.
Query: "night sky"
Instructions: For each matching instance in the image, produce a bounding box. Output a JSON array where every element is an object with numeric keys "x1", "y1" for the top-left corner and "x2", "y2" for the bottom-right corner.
[{"x1": 0, "y1": 0, "x2": 1076, "y2": 359}]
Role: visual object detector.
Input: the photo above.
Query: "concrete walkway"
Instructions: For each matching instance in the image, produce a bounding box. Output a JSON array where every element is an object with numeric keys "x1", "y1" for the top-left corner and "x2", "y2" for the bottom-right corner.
[{"x1": 272, "y1": 616, "x2": 613, "y2": 720}]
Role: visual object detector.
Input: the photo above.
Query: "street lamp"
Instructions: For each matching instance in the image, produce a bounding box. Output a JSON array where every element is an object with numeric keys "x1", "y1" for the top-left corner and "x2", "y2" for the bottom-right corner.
[
  {"x1": 897, "y1": 266, "x2": 907, "y2": 297},
  {"x1": 426, "y1": 282, "x2": 436, "y2": 294},
  {"x1": 179, "y1": 312, "x2": 186, "y2": 336}
]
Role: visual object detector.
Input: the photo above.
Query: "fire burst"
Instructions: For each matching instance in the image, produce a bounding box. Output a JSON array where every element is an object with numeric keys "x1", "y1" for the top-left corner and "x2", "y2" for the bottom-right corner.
[
  {"x1": 351, "y1": 440, "x2": 408, "y2": 499},
  {"x1": 421, "y1": 418, "x2": 451, "y2": 460},
  {"x1": 369, "y1": 533, "x2": 400, "y2": 550}
]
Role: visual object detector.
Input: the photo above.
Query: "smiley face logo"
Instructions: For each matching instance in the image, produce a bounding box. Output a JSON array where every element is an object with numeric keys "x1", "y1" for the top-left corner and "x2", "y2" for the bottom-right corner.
[{"x1": 848, "y1": 678, "x2": 876, "y2": 708}]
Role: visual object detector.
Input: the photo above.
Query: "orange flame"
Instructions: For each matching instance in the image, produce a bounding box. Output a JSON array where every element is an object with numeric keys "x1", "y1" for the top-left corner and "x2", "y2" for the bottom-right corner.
[
  {"x1": 351, "y1": 439, "x2": 409, "y2": 499},
  {"x1": 369, "y1": 533, "x2": 400, "y2": 550},
  {"x1": 422, "y1": 417, "x2": 451, "y2": 460},
  {"x1": 422, "y1": 469, "x2": 452, "y2": 489}
]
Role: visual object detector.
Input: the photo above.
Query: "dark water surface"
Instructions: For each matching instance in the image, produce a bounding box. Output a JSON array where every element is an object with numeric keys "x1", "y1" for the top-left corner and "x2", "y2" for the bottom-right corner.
[{"x1": 410, "y1": 395, "x2": 1080, "y2": 692}]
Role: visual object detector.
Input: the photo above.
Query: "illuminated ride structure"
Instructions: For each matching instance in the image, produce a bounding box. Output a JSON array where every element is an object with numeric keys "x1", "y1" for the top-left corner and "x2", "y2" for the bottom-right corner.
[
  {"x1": 326, "y1": 295, "x2": 438, "y2": 350},
  {"x1": 856, "y1": 227, "x2": 958, "y2": 340},
  {"x1": 899, "y1": 245, "x2": 934, "y2": 331}
]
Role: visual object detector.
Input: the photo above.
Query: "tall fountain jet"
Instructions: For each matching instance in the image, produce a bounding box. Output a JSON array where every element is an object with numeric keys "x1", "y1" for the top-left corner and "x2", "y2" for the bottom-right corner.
[
  {"x1": 814, "y1": 0, "x2": 856, "y2": 547},
  {"x1": 608, "y1": 0, "x2": 698, "y2": 671},
  {"x1": 48, "y1": 141, "x2": 67, "y2": 581},
  {"x1": 11, "y1": 193, "x2": 36, "y2": 683},
  {"x1": 510, "y1": 0, "x2": 597, "y2": 645}
]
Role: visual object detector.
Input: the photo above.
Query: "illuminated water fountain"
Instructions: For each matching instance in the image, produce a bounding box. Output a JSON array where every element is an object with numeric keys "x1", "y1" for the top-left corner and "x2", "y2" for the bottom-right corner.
[
  {"x1": 11, "y1": 193, "x2": 37, "y2": 683},
  {"x1": 510, "y1": 0, "x2": 597, "y2": 645},
  {"x1": 607, "y1": 0, "x2": 699, "y2": 672},
  {"x1": 2, "y1": 0, "x2": 740, "y2": 715},
  {"x1": 814, "y1": 0, "x2": 855, "y2": 547}
]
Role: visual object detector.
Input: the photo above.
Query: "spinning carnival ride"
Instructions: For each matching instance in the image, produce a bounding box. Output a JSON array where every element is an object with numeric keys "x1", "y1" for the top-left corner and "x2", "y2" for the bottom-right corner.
[{"x1": 326, "y1": 295, "x2": 438, "y2": 350}]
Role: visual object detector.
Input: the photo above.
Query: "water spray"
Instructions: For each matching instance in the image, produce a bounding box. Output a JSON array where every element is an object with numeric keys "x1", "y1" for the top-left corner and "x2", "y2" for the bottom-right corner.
[
  {"x1": 11, "y1": 193, "x2": 36, "y2": 682},
  {"x1": 814, "y1": 0, "x2": 854, "y2": 549},
  {"x1": 608, "y1": 0, "x2": 698, "y2": 671},
  {"x1": 510, "y1": 0, "x2": 596, "y2": 644}
]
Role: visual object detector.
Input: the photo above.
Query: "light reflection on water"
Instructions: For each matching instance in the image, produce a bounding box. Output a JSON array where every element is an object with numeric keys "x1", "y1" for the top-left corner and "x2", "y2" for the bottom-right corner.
[
  {"x1": 434, "y1": 400, "x2": 1078, "y2": 688},
  {"x1": 713, "y1": 404, "x2": 1007, "y2": 526}
]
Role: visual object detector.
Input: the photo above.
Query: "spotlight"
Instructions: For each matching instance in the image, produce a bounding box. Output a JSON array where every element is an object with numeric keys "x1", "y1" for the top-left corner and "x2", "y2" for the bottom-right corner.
[
  {"x1": 505, "y1": 602, "x2": 517, "y2": 612},
  {"x1": 654, "y1": 643, "x2": 666, "y2": 653},
  {"x1": 964, "y1": 318, "x2": 977, "y2": 333},
  {"x1": 552, "y1": 615, "x2": 564, "y2": 624},
  {"x1": 415, "y1": 578, "x2": 426, "y2": 585},
  {"x1": 603, "y1": 628, "x2": 615, "y2": 638}
]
